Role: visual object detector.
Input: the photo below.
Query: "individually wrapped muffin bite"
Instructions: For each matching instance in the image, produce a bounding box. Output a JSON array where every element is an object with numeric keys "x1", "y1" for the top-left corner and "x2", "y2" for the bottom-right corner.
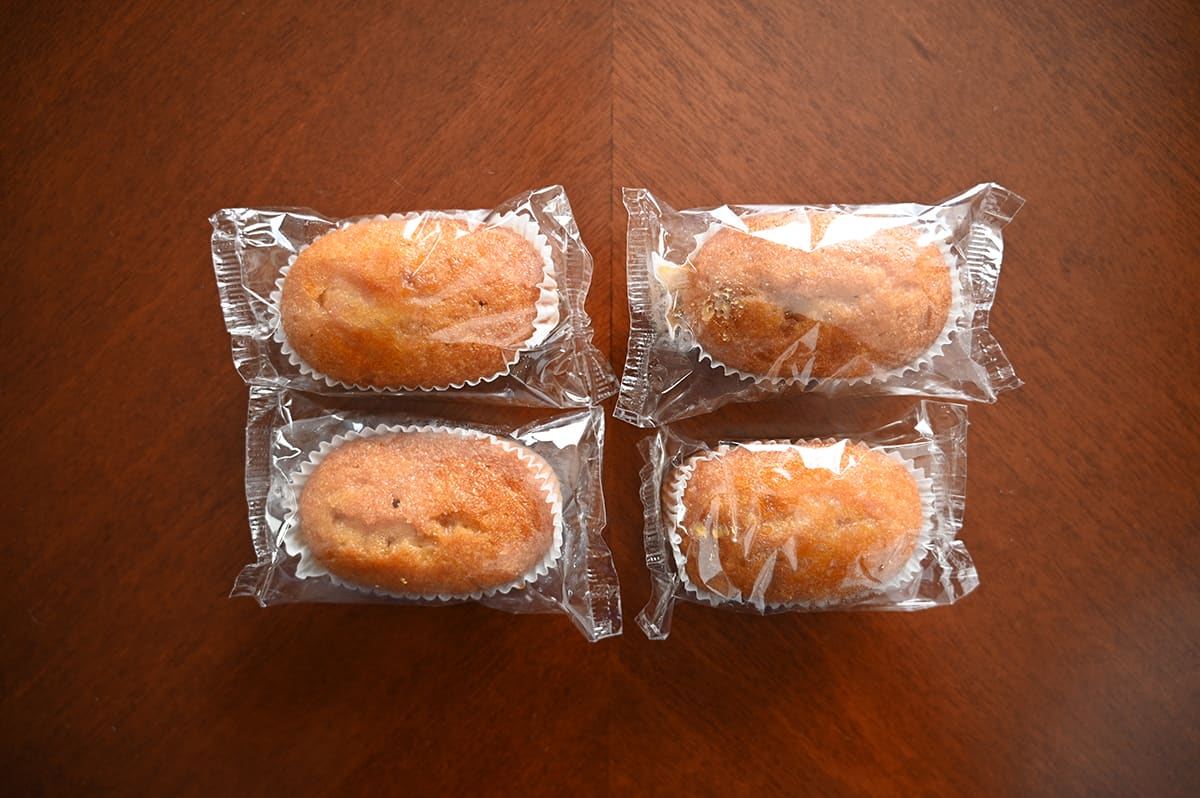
[
  {"x1": 287, "y1": 424, "x2": 564, "y2": 599},
  {"x1": 637, "y1": 400, "x2": 977, "y2": 640},
  {"x1": 668, "y1": 440, "x2": 929, "y2": 608},
  {"x1": 275, "y1": 212, "x2": 558, "y2": 391},
  {"x1": 679, "y1": 210, "x2": 954, "y2": 380},
  {"x1": 233, "y1": 386, "x2": 621, "y2": 642},
  {"x1": 617, "y1": 183, "x2": 1024, "y2": 426},
  {"x1": 211, "y1": 185, "x2": 614, "y2": 406}
]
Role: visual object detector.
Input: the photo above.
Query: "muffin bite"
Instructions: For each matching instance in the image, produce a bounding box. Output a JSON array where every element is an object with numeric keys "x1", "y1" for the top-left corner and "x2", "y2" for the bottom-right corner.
[
  {"x1": 671, "y1": 440, "x2": 923, "y2": 605},
  {"x1": 296, "y1": 428, "x2": 560, "y2": 596},
  {"x1": 280, "y1": 216, "x2": 551, "y2": 389},
  {"x1": 679, "y1": 210, "x2": 952, "y2": 379}
]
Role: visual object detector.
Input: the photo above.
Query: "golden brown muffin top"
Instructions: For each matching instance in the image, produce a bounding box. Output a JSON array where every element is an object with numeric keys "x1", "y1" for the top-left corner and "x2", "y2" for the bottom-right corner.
[
  {"x1": 281, "y1": 217, "x2": 547, "y2": 388},
  {"x1": 679, "y1": 210, "x2": 952, "y2": 379},
  {"x1": 298, "y1": 430, "x2": 557, "y2": 596},
  {"x1": 673, "y1": 440, "x2": 922, "y2": 605}
]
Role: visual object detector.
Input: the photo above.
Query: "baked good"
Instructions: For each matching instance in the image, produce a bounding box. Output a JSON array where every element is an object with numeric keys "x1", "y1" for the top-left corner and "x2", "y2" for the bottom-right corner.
[
  {"x1": 280, "y1": 216, "x2": 549, "y2": 388},
  {"x1": 296, "y1": 429, "x2": 559, "y2": 595},
  {"x1": 671, "y1": 440, "x2": 923, "y2": 605},
  {"x1": 679, "y1": 211, "x2": 952, "y2": 379}
]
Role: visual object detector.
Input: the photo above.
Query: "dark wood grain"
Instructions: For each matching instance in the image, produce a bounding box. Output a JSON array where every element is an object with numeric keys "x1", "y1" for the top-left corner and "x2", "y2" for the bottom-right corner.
[{"x1": 3, "y1": 1, "x2": 1197, "y2": 796}]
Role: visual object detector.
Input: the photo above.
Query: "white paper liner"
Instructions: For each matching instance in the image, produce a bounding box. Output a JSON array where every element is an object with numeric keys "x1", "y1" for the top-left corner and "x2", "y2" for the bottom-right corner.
[
  {"x1": 653, "y1": 213, "x2": 967, "y2": 390},
  {"x1": 663, "y1": 438, "x2": 936, "y2": 611},
  {"x1": 268, "y1": 210, "x2": 560, "y2": 392},
  {"x1": 279, "y1": 422, "x2": 565, "y2": 601}
]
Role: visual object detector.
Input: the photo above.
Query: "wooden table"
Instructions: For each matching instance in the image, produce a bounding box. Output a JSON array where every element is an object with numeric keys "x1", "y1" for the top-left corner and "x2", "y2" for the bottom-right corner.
[{"x1": 5, "y1": 2, "x2": 1197, "y2": 795}]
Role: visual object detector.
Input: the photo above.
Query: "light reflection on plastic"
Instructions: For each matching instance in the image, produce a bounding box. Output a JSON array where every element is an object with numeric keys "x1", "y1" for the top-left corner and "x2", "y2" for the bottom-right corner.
[
  {"x1": 820, "y1": 214, "x2": 905, "y2": 247},
  {"x1": 697, "y1": 528, "x2": 724, "y2": 584},
  {"x1": 747, "y1": 550, "x2": 777, "y2": 607},
  {"x1": 522, "y1": 414, "x2": 587, "y2": 449},
  {"x1": 707, "y1": 205, "x2": 747, "y2": 231},
  {"x1": 754, "y1": 219, "x2": 812, "y2": 249},
  {"x1": 914, "y1": 415, "x2": 934, "y2": 438},
  {"x1": 797, "y1": 439, "x2": 848, "y2": 473},
  {"x1": 779, "y1": 535, "x2": 798, "y2": 570}
]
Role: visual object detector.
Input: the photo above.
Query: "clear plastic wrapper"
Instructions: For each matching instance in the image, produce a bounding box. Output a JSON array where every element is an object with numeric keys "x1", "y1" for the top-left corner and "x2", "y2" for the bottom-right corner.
[
  {"x1": 233, "y1": 386, "x2": 622, "y2": 642},
  {"x1": 637, "y1": 400, "x2": 976, "y2": 640},
  {"x1": 617, "y1": 184, "x2": 1025, "y2": 426},
  {"x1": 211, "y1": 185, "x2": 615, "y2": 407}
]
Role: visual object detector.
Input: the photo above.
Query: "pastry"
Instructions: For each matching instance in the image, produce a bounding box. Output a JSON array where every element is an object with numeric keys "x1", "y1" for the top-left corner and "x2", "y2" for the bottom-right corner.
[
  {"x1": 295, "y1": 427, "x2": 560, "y2": 596},
  {"x1": 680, "y1": 211, "x2": 952, "y2": 379},
  {"x1": 280, "y1": 216, "x2": 551, "y2": 388},
  {"x1": 671, "y1": 440, "x2": 923, "y2": 604}
]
